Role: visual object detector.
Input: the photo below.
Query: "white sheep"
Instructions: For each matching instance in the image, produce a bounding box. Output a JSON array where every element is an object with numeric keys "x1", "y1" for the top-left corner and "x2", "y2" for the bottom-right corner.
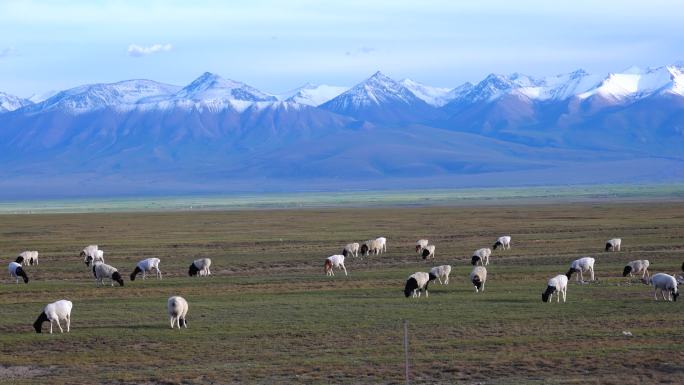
[
  {"x1": 93, "y1": 261, "x2": 124, "y2": 286},
  {"x1": 542, "y1": 275, "x2": 568, "y2": 303},
  {"x1": 493, "y1": 236, "x2": 511, "y2": 250},
  {"x1": 430, "y1": 265, "x2": 451, "y2": 285},
  {"x1": 18, "y1": 250, "x2": 39, "y2": 266},
  {"x1": 403, "y1": 271, "x2": 437, "y2": 298},
  {"x1": 168, "y1": 296, "x2": 189, "y2": 329},
  {"x1": 324, "y1": 254, "x2": 347, "y2": 276},
  {"x1": 471, "y1": 248, "x2": 492, "y2": 266},
  {"x1": 375, "y1": 237, "x2": 387, "y2": 253},
  {"x1": 33, "y1": 300, "x2": 72, "y2": 333},
  {"x1": 81, "y1": 245, "x2": 104, "y2": 267},
  {"x1": 470, "y1": 266, "x2": 487, "y2": 293},
  {"x1": 646, "y1": 273, "x2": 679, "y2": 301},
  {"x1": 623, "y1": 260, "x2": 650, "y2": 279},
  {"x1": 8, "y1": 259, "x2": 29, "y2": 284},
  {"x1": 605, "y1": 238, "x2": 622, "y2": 252},
  {"x1": 130, "y1": 258, "x2": 162, "y2": 281},
  {"x1": 360, "y1": 239, "x2": 380, "y2": 257},
  {"x1": 566, "y1": 257, "x2": 595, "y2": 282},
  {"x1": 188, "y1": 258, "x2": 212, "y2": 277},
  {"x1": 342, "y1": 242, "x2": 359, "y2": 258},
  {"x1": 415, "y1": 239, "x2": 428, "y2": 253},
  {"x1": 421, "y1": 244, "x2": 436, "y2": 260}
]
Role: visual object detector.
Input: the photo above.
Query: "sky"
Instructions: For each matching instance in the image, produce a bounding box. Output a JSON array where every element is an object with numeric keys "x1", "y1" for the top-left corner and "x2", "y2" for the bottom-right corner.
[{"x1": 1, "y1": 0, "x2": 683, "y2": 97}]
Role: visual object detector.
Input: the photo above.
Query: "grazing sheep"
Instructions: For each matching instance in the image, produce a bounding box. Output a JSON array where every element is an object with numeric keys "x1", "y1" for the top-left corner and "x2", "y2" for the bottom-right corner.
[
  {"x1": 542, "y1": 275, "x2": 568, "y2": 303},
  {"x1": 130, "y1": 258, "x2": 162, "y2": 281},
  {"x1": 342, "y1": 242, "x2": 359, "y2": 258},
  {"x1": 471, "y1": 248, "x2": 492, "y2": 266},
  {"x1": 470, "y1": 266, "x2": 487, "y2": 293},
  {"x1": 360, "y1": 239, "x2": 380, "y2": 257},
  {"x1": 18, "y1": 251, "x2": 39, "y2": 266},
  {"x1": 375, "y1": 237, "x2": 387, "y2": 253},
  {"x1": 623, "y1": 260, "x2": 650, "y2": 279},
  {"x1": 492, "y1": 236, "x2": 511, "y2": 250},
  {"x1": 566, "y1": 257, "x2": 595, "y2": 282},
  {"x1": 168, "y1": 296, "x2": 189, "y2": 329},
  {"x1": 403, "y1": 272, "x2": 437, "y2": 298},
  {"x1": 430, "y1": 265, "x2": 451, "y2": 285},
  {"x1": 421, "y1": 244, "x2": 436, "y2": 260},
  {"x1": 324, "y1": 254, "x2": 347, "y2": 276},
  {"x1": 8, "y1": 260, "x2": 29, "y2": 284},
  {"x1": 605, "y1": 238, "x2": 622, "y2": 252},
  {"x1": 33, "y1": 300, "x2": 72, "y2": 334},
  {"x1": 93, "y1": 262, "x2": 124, "y2": 286},
  {"x1": 188, "y1": 258, "x2": 212, "y2": 277},
  {"x1": 415, "y1": 239, "x2": 428, "y2": 253},
  {"x1": 645, "y1": 273, "x2": 679, "y2": 301},
  {"x1": 82, "y1": 247, "x2": 104, "y2": 267},
  {"x1": 81, "y1": 245, "x2": 99, "y2": 266}
]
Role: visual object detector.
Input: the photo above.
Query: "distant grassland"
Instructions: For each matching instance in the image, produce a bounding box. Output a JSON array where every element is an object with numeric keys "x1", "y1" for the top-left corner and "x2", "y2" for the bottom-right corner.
[
  {"x1": 0, "y1": 202, "x2": 683, "y2": 384},
  {"x1": 1, "y1": 184, "x2": 683, "y2": 214}
]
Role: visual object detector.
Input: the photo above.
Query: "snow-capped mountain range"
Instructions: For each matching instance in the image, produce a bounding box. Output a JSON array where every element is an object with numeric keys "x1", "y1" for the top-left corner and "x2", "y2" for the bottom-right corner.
[{"x1": 0, "y1": 63, "x2": 683, "y2": 198}]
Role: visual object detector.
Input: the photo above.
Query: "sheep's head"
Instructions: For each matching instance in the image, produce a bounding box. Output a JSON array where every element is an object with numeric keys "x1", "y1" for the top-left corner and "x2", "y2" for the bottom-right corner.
[
  {"x1": 404, "y1": 278, "x2": 418, "y2": 298},
  {"x1": 471, "y1": 256, "x2": 481, "y2": 266},
  {"x1": 360, "y1": 244, "x2": 369, "y2": 256},
  {"x1": 673, "y1": 290, "x2": 679, "y2": 302},
  {"x1": 33, "y1": 312, "x2": 48, "y2": 333},
  {"x1": 493, "y1": 241, "x2": 502, "y2": 250},
  {"x1": 84, "y1": 255, "x2": 93, "y2": 266},
  {"x1": 565, "y1": 268, "x2": 578, "y2": 279},
  {"x1": 130, "y1": 266, "x2": 142, "y2": 281},
  {"x1": 415, "y1": 245, "x2": 421, "y2": 252},
  {"x1": 605, "y1": 243, "x2": 612, "y2": 252},
  {"x1": 16, "y1": 267, "x2": 29, "y2": 283},
  {"x1": 422, "y1": 248, "x2": 431, "y2": 259},
  {"x1": 324, "y1": 260, "x2": 332, "y2": 274},
  {"x1": 112, "y1": 272, "x2": 124, "y2": 286},
  {"x1": 622, "y1": 265, "x2": 632, "y2": 277},
  {"x1": 542, "y1": 285, "x2": 556, "y2": 302},
  {"x1": 15, "y1": 256, "x2": 24, "y2": 264},
  {"x1": 188, "y1": 263, "x2": 199, "y2": 276},
  {"x1": 428, "y1": 273, "x2": 438, "y2": 282}
]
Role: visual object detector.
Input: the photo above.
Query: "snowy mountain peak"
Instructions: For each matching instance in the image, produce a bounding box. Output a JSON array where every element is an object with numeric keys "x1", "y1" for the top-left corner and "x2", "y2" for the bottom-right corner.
[
  {"x1": 400, "y1": 78, "x2": 452, "y2": 106},
  {"x1": 323, "y1": 71, "x2": 423, "y2": 110},
  {"x1": 282, "y1": 83, "x2": 348, "y2": 106},
  {"x1": 0, "y1": 91, "x2": 32, "y2": 113},
  {"x1": 176, "y1": 72, "x2": 276, "y2": 102}
]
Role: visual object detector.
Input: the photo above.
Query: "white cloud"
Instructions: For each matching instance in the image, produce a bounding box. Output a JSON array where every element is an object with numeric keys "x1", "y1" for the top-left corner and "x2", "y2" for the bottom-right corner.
[
  {"x1": 0, "y1": 46, "x2": 16, "y2": 58},
  {"x1": 127, "y1": 43, "x2": 172, "y2": 57}
]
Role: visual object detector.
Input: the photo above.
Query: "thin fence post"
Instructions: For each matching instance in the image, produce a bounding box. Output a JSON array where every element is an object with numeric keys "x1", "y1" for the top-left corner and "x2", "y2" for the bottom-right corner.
[{"x1": 404, "y1": 319, "x2": 409, "y2": 385}]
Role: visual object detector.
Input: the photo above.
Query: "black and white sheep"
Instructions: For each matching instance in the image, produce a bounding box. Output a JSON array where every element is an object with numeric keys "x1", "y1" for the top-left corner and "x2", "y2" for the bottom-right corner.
[
  {"x1": 360, "y1": 239, "x2": 380, "y2": 257},
  {"x1": 8, "y1": 259, "x2": 29, "y2": 284},
  {"x1": 646, "y1": 273, "x2": 679, "y2": 301},
  {"x1": 81, "y1": 245, "x2": 104, "y2": 267},
  {"x1": 342, "y1": 243, "x2": 359, "y2": 258},
  {"x1": 470, "y1": 266, "x2": 487, "y2": 293},
  {"x1": 93, "y1": 261, "x2": 124, "y2": 286},
  {"x1": 168, "y1": 296, "x2": 189, "y2": 329},
  {"x1": 130, "y1": 258, "x2": 162, "y2": 281},
  {"x1": 492, "y1": 236, "x2": 511, "y2": 250},
  {"x1": 33, "y1": 300, "x2": 72, "y2": 333},
  {"x1": 566, "y1": 257, "x2": 595, "y2": 282},
  {"x1": 415, "y1": 239, "x2": 428, "y2": 253},
  {"x1": 375, "y1": 237, "x2": 387, "y2": 254},
  {"x1": 421, "y1": 245, "x2": 436, "y2": 260},
  {"x1": 18, "y1": 250, "x2": 39, "y2": 266},
  {"x1": 542, "y1": 275, "x2": 568, "y2": 303},
  {"x1": 403, "y1": 272, "x2": 436, "y2": 298},
  {"x1": 605, "y1": 238, "x2": 622, "y2": 252},
  {"x1": 471, "y1": 248, "x2": 491, "y2": 266},
  {"x1": 430, "y1": 265, "x2": 451, "y2": 285},
  {"x1": 324, "y1": 254, "x2": 347, "y2": 276},
  {"x1": 622, "y1": 259, "x2": 650, "y2": 279},
  {"x1": 188, "y1": 258, "x2": 212, "y2": 277}
]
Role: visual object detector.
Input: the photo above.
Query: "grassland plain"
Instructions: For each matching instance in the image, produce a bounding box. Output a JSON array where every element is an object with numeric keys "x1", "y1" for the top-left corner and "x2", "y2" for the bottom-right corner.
[{"x1": 0, "y1": 202, "x2": 683, "y2": 384}]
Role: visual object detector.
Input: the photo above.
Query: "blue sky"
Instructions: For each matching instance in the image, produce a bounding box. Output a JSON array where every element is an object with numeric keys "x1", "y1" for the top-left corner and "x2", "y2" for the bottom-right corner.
[{"x1": 1, "y1": 0, "x2": 683, "y2": 97}]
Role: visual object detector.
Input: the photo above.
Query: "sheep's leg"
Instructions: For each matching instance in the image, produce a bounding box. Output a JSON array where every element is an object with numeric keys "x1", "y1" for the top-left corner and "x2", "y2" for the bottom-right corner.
[
  {"x1": 170, "y1": 316, "x2": 175, "y2": 329},
  {"x1": 437, "y1": 277, "x2": 442, "y2": 285},
  {"x1": 157, "y1": 268, "x2": 162, "y2": 280},
  {"x1": 341, "y1": 263, "x2": 348, "y2": 276},
  {"x1": 445, "y1": 276, "x2": 449, "y2": 285},
  {"x1": 654, "y1": 289, "x2": 658, "y2": 300},
  {"x1": 142, "y1": 271, "x2": 147, "y2": 280},
  {"x1": 590, "y1": 268, "x2": 595, "y2": 281},
  {"x1": 425, "y1": 289, "x2": 429, "y2": 298},
  {"x1": 56, "y1": 319, "x2": 63, "y2": 333},
  {"x1": 662, "y1": 290, "x2": 668, "y2": 301},
  {"x1": 562, "y1": 288, "x2": 567, "y2": 303},
  {"x1": 49, "y1": 320, "x2": 53, "y2": 334},
  {"x1": 66, "y1": 314, "x2": 70, "y2": 332}
]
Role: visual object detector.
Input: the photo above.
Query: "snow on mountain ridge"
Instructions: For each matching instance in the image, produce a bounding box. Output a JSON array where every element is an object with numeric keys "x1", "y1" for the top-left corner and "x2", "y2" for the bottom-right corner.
[
  {"x1": 281, "y1": 83, "x2": 348, "y2": 106},
  {"x1": 400, "y1": 78, "x2": 452, "y2": 106},
  {"x1": 0, "y1": 91, "x2": 32, "y2": 112},
  {"x1": 174, "y1": 72, "x2": 277, "y2": 103}
]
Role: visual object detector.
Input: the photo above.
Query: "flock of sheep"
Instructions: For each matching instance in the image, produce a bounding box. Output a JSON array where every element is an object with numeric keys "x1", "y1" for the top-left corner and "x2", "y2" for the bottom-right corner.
[
  {"x1": 326, "y1": 236, "x2": 681, "y2": 303},
  {"x1": 7, "y1": 245, "x2": 212, "y2": 333},
  {"x1": 5, "y1": 234, "x2": 682, "y2": 335}
]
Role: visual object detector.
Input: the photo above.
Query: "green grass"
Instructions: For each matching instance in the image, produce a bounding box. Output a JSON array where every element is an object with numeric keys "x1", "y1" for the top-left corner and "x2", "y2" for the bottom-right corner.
[{"x1": 0, "y1": 202, "x2": 683, "y2": 384}]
